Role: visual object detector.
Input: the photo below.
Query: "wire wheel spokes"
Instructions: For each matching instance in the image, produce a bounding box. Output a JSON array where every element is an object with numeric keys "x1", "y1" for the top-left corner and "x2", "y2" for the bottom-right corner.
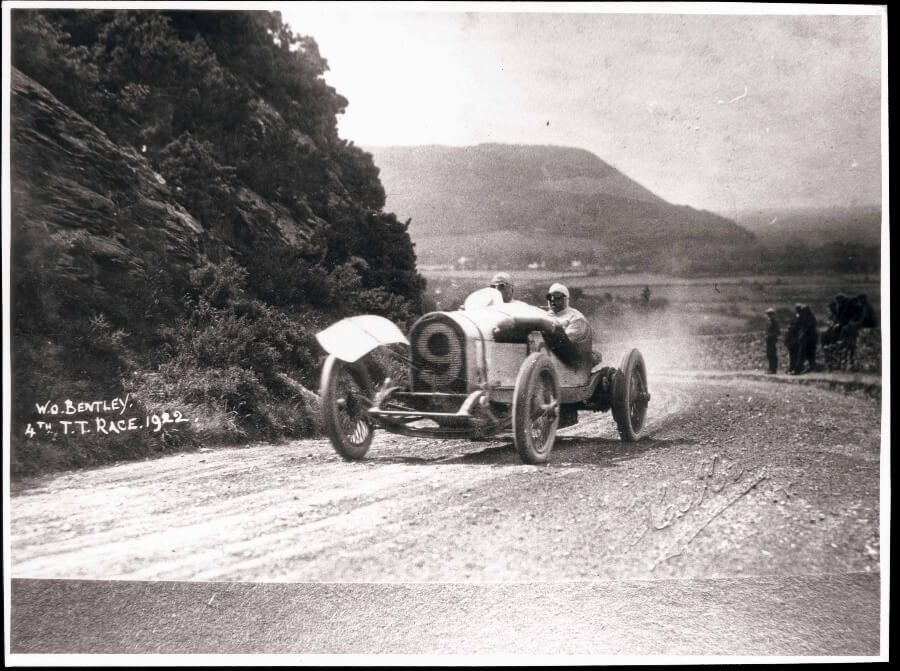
[
  {"x1": 612, "y1": 349, "x2": 649, "y2": 442},
  {"x1": 335, "y1": 372, "x2": 373, "y2": 446},
  {"x1": 528, "y1": 370, "x2": 558, "y2": 451},
  {"x1": 321, "y1": 354, "x2": 376, "y2": 460},
  {"x1": 513, "y1": 352, "x2": 560, "y2": 464},
  {"x1": 629, "y1": 368, "x2": 647, "y2": 432}
]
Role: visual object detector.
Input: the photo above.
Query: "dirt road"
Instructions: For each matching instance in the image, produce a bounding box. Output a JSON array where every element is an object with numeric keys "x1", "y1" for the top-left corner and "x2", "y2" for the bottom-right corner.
[
  {"x1": 9, "y1": 371, "x2": 883, "y2": 654},
  {"x1": 11, "y1": 372, "x2": 881, "y2": 582}
]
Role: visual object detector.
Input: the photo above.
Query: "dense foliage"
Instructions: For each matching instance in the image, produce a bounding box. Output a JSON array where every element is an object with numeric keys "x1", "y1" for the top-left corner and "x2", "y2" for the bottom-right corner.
[{"x1": 11, "y1": 9, "x2": 425, "y2": 475}]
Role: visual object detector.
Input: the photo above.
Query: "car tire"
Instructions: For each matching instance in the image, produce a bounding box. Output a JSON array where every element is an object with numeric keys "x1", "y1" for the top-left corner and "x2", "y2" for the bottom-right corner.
[
  {"x1": 513, "y1": 352, "x2": 560, "y2": 464},
  {"x1": 320, "y1": 354, "x2": 376, "y2": 460},
  {"x1": 611, "y1": 348, "x2": 649, "y2": 442}
]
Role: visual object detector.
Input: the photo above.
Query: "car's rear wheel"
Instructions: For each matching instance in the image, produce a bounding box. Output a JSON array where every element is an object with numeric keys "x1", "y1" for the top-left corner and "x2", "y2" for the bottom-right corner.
[
  {"x1": 320, "y1": 354, "x2": 375, "y2": 460},
  {"x1": 611, "y1": 348, "x2": 650, "y2": 441},
  {"x1": 513, "y1": 352, "x2": 560, "y2": 464}
]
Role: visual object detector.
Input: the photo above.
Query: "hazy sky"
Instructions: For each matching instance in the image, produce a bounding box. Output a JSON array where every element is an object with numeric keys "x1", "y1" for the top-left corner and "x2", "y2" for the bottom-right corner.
[{"x1": 282, "y1": 5, "x2": 884, "y2": 214}]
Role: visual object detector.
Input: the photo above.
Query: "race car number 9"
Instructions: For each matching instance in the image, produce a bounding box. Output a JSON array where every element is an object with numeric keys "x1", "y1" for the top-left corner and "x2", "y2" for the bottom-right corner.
[{"x1": 415, "y1": 322, "x2": 463, "y2": 387}]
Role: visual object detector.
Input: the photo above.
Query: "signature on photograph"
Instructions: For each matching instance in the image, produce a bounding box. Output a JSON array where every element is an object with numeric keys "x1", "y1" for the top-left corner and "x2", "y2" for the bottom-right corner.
[{"x1": 624, "y1": 453, "x2": 769, "y2": 570}]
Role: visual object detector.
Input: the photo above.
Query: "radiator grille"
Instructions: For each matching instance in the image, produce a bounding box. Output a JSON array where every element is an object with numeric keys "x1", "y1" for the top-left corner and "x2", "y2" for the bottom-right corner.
[{"x1": 410, "y1": 315, "x2": 467, "y2": 393}]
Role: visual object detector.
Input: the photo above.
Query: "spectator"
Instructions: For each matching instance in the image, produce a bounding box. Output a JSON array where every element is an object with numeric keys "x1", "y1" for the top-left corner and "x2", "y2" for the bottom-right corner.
[
  {"x1": 828, "y1": 293, "x2": 848, "y2": 328},
  {"x1": 765, "y1": 308, "x2": 780, "y2": 374},
  {"x1": 854, "y1": 293, "x2": 877, "y2": 328},
  {"x1": 785, "y1": 304, "x2": 803, "y2": 374},
  {"x1": 798, "y1": 305, "x2": 818, "y2": 373},
  {"x1": 824, "y1": 293, "x2": 857, "y2": 370}
]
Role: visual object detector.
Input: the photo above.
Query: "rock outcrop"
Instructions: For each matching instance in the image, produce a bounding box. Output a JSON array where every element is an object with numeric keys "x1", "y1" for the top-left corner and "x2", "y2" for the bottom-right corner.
[
  {"x1": 11, "y1": 67, "x2": 206, "y2": 278},
  {"x1": 10, "y1": 67, "x2": 324, "y2": 293}
]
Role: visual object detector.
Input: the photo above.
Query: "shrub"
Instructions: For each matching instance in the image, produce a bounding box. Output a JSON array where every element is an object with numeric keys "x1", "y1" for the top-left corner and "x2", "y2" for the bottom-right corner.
[{"x1": 133, "y1": 258, "x2": 323, "y2": 442}]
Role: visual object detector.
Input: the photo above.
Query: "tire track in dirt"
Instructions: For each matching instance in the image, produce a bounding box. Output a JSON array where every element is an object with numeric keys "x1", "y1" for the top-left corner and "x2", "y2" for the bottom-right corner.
[{"x1": 12, "y1": 453, "x2": 512, "y2": 580}]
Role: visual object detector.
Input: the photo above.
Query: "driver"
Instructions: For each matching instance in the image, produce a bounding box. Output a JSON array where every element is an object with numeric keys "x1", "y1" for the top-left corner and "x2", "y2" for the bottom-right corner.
[
  {"x1": 546, "y1": 283, "x2": 594, "y2": 429},
  {"x1": 546, "y1": 283, "x2": 590, "y2": 345}
]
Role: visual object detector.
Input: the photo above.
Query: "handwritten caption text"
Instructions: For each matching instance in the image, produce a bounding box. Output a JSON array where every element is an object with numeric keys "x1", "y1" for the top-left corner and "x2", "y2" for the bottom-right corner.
[{"x1": 24, "y1": 394, "x2": 193, "y2": 438}]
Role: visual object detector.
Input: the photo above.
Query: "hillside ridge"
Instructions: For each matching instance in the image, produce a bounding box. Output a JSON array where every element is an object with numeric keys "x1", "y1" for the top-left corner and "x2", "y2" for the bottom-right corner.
[{"x1": 366, "y1": 143, "x2": 755, "y2": 271}]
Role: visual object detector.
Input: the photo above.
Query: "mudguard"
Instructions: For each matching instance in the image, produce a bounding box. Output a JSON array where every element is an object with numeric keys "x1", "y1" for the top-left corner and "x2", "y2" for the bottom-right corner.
[{"x1": 315, "y1": 315, "x2": 409, "y2": 363}]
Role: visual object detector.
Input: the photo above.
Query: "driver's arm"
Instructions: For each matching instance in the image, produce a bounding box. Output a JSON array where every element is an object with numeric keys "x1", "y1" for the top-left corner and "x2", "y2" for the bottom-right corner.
[{"x1": 564, "y1": 316, "x2": 590, "y2": 343}]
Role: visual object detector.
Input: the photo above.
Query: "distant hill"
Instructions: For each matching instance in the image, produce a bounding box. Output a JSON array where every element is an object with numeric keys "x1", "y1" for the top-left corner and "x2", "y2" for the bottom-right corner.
[
  {"x1": 728, "y1": 205, "x2": 882, "y2": 247},
  {"x1": 367, "y1": 143, "x2": 757, "y2": 272}
]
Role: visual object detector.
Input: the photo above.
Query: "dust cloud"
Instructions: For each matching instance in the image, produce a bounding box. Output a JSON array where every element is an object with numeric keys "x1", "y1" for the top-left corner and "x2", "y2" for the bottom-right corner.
[{"x1": 589, "y1": 284, "x2": 701, "y2": 374}]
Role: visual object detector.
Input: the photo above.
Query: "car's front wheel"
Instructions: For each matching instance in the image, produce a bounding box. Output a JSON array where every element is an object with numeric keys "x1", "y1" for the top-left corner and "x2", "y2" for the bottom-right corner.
[
  {"x1": 512, "y1": 352, "x2": 560, "y2": 464},
  {"x1": 320, "y1": 354, "x2": 376, "y2": 460}
]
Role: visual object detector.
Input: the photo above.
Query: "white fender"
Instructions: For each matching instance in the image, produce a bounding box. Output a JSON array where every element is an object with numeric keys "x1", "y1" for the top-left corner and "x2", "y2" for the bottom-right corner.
[{"x1": 315, "y1": 315, "x2": 409, "y2": 363}]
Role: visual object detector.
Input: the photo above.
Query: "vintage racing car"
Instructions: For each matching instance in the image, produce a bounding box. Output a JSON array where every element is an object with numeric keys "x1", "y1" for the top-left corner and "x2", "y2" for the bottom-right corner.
[{"x1": 316, "y1": 287, "x2": 650, "y2": 464}]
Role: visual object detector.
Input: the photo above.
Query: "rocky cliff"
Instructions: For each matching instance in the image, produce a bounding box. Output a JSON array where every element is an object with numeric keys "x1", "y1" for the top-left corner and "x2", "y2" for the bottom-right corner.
[
  {"x1": 12, "y1": 68, "x2": 206, "y2": 296},
  {"x1": 11, "y1": 66, "x2": 329, "y2": 310}
]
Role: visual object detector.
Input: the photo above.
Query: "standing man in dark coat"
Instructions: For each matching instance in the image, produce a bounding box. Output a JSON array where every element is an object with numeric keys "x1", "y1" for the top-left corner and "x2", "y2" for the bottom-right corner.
[
  {"x1": 854, "y1": 293, "x2": 877, "y2": 328},
  {"x1": 765, "y1": 308, "x2": 780, "y2": 374},
  {"x1": 785, "y1": 304, "x2": 802, "y2": 374},
  {"x1": 799, "y1": 304, "x2": 818, "y2": 373}
]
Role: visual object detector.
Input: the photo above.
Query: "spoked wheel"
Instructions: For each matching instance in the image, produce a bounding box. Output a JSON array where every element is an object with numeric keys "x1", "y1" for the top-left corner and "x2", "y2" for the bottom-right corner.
[
  {"x1": 513, "y1": 352, "x2": 560, "y2": 464},
  {"x1": 611, "y1": 348, "x2": 650, "y2": 442},
  {"x1": 320, "y1": 354, "x2": 376, "y2": 460}
]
